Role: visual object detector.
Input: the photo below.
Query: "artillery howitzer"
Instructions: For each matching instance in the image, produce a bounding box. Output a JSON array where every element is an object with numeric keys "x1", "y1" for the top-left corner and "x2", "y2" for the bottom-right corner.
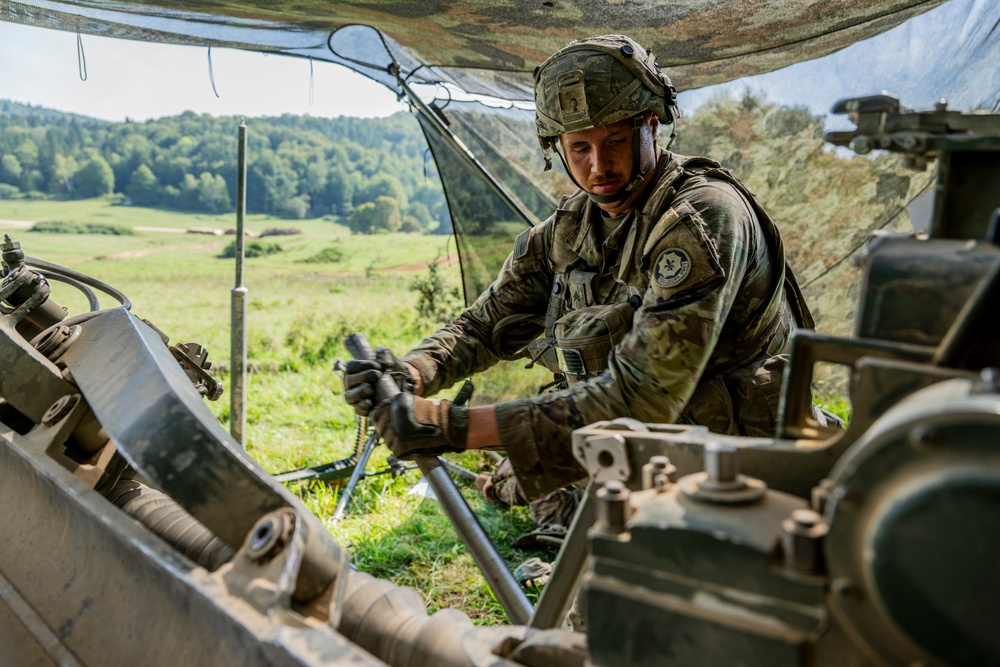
[{"x1": 1, "y1": 95, "x2": 997, "y2": 666}]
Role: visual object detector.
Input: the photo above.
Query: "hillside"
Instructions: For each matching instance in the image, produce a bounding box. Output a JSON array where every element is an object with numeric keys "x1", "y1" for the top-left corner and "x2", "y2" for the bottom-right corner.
[{"x1": 0, "y1": 102, "x2": 449, "y2": 234}]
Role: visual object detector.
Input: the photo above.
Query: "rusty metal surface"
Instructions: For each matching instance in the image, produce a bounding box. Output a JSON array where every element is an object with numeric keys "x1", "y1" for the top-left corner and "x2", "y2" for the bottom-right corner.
[
  {"x1": 58, "y1": 308, "x2": 348, "y2": 605},
  {"x1": 0, "y1": 315, "x2": 74, "y2": 424},
  {"x1": 0, "y1": 418, "x2": 385, "y2": 667}
]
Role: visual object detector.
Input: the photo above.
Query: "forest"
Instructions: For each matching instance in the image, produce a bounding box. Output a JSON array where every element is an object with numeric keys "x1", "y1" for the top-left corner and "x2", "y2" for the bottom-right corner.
[{"x1": 0, "y1": 100, "x2": 449, "y2": 234}]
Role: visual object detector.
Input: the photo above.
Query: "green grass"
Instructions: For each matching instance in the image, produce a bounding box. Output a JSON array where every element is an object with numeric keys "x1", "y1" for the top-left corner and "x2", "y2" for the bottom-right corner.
[{"x1": 1, "y1": 198, "x2": 551, "y2": 624}]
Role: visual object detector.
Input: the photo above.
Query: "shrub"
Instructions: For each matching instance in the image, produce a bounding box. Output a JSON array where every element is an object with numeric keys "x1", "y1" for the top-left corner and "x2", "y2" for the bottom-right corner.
[
  {"x1": 218, "y1": 240, "x2": 283, "y2": 259},
  {"x1": 299, "y1": 246, "x2": 344, "y2": 264},
  {"x1": 30, "y1": 220, "x2": 133, "y2": 235},
  {"x1": 260, "y1": 227, "x2": 302, "y2": 237},
  {"x1": 410, "y1": 259, "x2": 463, "y2": 325},
  {"x1": 0, "y1": 183, "x2": 21, "y2": 199}
]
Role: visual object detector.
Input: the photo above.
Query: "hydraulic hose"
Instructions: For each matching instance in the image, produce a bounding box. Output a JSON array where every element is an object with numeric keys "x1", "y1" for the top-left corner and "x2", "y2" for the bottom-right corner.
[{"x1": 103, "y1": 476, "x2": 234, "y2": 571}]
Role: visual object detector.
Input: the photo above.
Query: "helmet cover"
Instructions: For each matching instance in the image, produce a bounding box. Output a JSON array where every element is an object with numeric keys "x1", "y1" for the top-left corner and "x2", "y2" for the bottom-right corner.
[{"x1": 533, "y1": 34, "x2": 679, "y2": 149}]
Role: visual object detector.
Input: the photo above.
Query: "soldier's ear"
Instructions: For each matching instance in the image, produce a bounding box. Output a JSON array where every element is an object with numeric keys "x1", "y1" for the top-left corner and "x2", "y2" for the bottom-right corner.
[{"x1": 649, "y1": 113, "x2": 659, "y2": 141}]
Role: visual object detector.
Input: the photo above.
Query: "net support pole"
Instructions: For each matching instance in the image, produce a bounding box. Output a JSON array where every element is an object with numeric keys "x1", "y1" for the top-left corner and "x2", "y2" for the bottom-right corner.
[{"x1": 230, "y1": 119, "x2": 248, "y2": 448}]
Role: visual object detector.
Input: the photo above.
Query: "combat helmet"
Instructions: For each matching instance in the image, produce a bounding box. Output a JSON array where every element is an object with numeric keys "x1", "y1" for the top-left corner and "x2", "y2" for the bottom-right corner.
[{"x1": 533, "y1": 35, "x2": 680, "y2": 203}]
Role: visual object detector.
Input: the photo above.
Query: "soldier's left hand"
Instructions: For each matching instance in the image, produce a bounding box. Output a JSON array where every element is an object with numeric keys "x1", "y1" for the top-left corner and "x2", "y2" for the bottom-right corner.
[{"x1": 373, "y1": 393, "x2": 468, "y2": 459}]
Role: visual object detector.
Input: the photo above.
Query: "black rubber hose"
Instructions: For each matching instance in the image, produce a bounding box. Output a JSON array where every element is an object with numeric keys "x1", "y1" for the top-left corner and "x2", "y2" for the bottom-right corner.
[{"x1": 103, "y1": 477, "x2": 234, "y2": 571}]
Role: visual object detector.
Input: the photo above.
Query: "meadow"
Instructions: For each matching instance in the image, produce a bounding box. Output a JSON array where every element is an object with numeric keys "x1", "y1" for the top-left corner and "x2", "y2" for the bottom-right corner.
[{"x1": 1, "y1": 197, "x2": 552, "y2": 622}]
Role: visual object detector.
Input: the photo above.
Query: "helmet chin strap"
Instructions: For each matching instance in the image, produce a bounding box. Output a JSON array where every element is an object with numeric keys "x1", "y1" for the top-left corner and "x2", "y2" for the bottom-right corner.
[{"x1": 552, "y1": 116, "x2": 656, "y2": 206}]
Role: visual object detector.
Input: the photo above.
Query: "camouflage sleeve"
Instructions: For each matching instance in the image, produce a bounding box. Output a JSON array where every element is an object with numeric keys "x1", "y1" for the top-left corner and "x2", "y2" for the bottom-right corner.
[
  {"x1": 498, "y1": 179, "x2": 758, "y2": 498},
  {"x1": 402, "y1": 222, "x2": 553, "y2": 397}
]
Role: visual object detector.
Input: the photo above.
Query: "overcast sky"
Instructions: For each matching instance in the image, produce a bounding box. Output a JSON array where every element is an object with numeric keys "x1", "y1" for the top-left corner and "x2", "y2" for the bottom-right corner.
[{"x1": 0, "y1": 20, "x2": 405, "y2": 121}]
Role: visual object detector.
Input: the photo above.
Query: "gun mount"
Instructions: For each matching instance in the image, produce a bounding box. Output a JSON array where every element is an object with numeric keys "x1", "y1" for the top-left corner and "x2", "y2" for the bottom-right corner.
[{"x1": 1, "y1": 96, "x2": 998, "y2": 667}]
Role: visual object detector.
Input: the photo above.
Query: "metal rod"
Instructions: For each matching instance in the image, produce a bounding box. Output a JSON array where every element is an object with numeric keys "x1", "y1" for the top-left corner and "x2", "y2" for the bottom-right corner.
[
  {"x1": 230, "y1": 119, "x2": 248, "y2": 447},
  {"x1": 332, "y1": 432, "x2": 379, "y2": 521},
  {"x1": 529, "y1": 488, "x2": 595, "y2": 629},
  {"x1": 420, "y1": 455, "x2": 533, "y2": 624},
  {"x1": 344, "y1": 333, "x2": 533, "y2": 625}
]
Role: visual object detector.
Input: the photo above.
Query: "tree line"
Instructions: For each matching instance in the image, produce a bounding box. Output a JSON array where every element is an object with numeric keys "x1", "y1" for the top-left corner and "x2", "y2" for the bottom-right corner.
[{"x1": 0, "y1": 101, "x2": 450, "y2": 234}]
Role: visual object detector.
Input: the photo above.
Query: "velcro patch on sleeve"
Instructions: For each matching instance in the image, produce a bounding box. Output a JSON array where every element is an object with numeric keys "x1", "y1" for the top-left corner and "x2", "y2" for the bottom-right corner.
[
  {"x1": 513, "y1": 228, "x2": 532, "y2": 259},
  {"x1": 648, "y1": 216, "x2": 725, "y2": 301}
]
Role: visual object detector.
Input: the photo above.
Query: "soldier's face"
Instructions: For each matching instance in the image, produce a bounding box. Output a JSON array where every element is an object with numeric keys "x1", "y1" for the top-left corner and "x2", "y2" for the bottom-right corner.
[{"x1": 560, "y1": 114, "x2": 658, "y2": 215}]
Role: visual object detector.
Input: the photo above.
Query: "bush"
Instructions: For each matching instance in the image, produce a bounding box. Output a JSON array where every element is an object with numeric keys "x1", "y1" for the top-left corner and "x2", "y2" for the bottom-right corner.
[
  {"x1": 218, "y1": 240, "x2": 283, "y2": 259},
  {"x1": 0, "y1": 183, "x2": 21, "y2": 199},
  {"x1": 31, "y1": 220, "x2": 133, "y2": 235},
  {"x1": 260, "y1": 227, "x2": 302, "y2": 237},
  {"x1": 299, "y1": 246, "x2": 344, "y2": 264},
  {"x1": 410, "y1": 259, "x2": 463, "y2": 325}
]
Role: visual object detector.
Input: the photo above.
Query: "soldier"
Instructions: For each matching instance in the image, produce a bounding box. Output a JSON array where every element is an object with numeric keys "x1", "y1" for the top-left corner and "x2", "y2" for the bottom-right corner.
[{"x1": 345, "y1": 34, "x2": 832, "y2": 529}]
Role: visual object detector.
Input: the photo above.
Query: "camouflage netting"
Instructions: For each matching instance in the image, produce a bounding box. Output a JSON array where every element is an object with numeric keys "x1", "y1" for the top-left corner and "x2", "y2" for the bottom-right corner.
[{"x1": 0, "y1": 0, "x2": 958, "y2": 96}]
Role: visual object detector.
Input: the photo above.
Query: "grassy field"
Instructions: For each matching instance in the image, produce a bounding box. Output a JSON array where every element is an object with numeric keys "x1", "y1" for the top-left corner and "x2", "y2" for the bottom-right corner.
[{"x1": 1, "y1": 197, "x2": 552, "y2": 623}]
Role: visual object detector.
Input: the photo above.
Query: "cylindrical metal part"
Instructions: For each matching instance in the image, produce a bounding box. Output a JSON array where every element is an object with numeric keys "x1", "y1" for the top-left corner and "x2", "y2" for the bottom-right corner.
[
  {"x1": 235, "y1": 121, "x2": 248, "y2": 288},
  {"x1": 2, "y1": 263, "x2": 66, "y2": 340},
  {"x1": 596, "y1": 480, "x2": 631, "y2": 534},
  {"x1": 529, "y1": 493, "x2": 595, "y2": 630},
  {"x1": 230, "y1": 286, "x2": 248, "y2": 446},
  {"x1": 104, "y1": 476, "x2": 234, "y2": 571},
  {"x1": 642, "y1": 455, "x2": 677, "y2": 489},
  {"x1": 421, "y1": 456, "x2": 533, "y2": 625},
  {"x1": 339, "y1": 569, "x2": 553, "y2": 667},
  {"x1": 704, "y1": 442, "x2": 739, "y2": 483},
  {"x1": 781, "y1": 508, "x2": 827, "y2": 574},
  {"x1": 333, "y1": 432, "x2": 378, "y2": 521}
]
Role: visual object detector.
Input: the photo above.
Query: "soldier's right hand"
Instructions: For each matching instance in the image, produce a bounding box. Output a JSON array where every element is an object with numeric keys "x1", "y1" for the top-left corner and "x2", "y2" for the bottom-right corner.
[{"x1": 343, "y1": 347, "x2": 416, "y2": 416}]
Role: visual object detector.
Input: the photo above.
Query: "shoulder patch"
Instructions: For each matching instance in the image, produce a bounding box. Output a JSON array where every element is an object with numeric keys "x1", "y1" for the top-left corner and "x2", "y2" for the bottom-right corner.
[
  {"x1": 647, "y1": 215, "x2": 725, "y2": 301},
  {"x1": 653, "y1": 248, "x2": 691, "y2": 288},
  {"x1": 513, "y1": 228, "x2": 531, "y2": 259}
]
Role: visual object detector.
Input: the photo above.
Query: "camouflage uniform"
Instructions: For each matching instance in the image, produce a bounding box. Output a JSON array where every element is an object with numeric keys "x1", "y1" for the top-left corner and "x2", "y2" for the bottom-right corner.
[{"x1": 403, "y1": 145, "x2": 813, "y2": 500}]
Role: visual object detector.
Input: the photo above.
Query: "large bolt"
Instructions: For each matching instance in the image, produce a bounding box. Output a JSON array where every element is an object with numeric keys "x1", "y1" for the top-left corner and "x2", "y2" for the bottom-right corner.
[
  {"x1": 704, "y1": 442, "x2": 739, "y2": 484},
  {"x1": 976, "y1": 367, "x2": 999, "y2": 395},
  {"x1": 41, "y1": 394, "x2": 79, "y2": 426},
  {"x1": 642, "y1": 455, "x2": 677, "y2": 490},
  {"x1": 811, "y1": 478, "x2": 835, "y2": 514},
  {"x1": 681, "y1": 441, "x2": 766, "y2": 503},
  {"x1": 2, "y1": 234, "x2": 24, "y2": 272},
  {"x1": 781, "y1": 508, "x2": 828, "y2": 575},
  {"x1": 246, "y1": 510, "x2": 294, "y2": 563},
  {"x1": 596, "y1": 480, "x2": 631, "y2": 535}
]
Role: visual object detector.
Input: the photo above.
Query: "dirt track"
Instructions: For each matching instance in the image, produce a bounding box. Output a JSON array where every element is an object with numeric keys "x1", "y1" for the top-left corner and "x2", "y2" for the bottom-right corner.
[{"x1": 103, "y1": 242, "x2": 227, "y2": 260}]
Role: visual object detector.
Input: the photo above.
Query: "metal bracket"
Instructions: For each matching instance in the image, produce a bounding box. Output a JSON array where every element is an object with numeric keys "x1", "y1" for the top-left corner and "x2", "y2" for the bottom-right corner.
[
  {"x1": 216, "y1": 508, "x2": 342, "y2": 626},
  {"x1": 575, "y1": 433, "x2": 629, "y2": 483}
]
